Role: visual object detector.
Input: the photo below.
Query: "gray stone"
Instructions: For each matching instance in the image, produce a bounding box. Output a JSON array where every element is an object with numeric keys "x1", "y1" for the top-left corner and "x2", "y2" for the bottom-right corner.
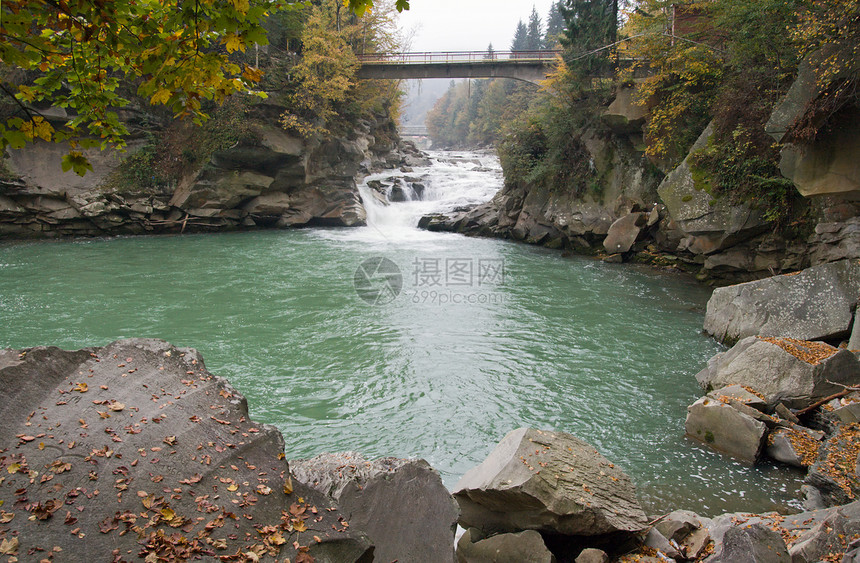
[
  {"x1": 695, "y1": 335, "x2": 860, "y2": 409},
  {"x1": 658, "y1": 123, "x2": 766, "y2": 255},
  {"x1": 709, "y1": 522, "x2": 790, "y2": 563},
  {"x1": 834, "y1": 401, "x2": 860, "y2": 423},
  {"x1": 603, "y1": 253, "x2": 624, "y2": 263},
  {"x1": 642, "y1": 527, "x2": 681, "y2": 559},
  {"x1": 703, "y1": 259, "x2": 860, "y2": 344},
  {"x1": 0, "y1": 339, "x2": 372, "y2": 563},
  {"x1": 291, "y1": 452, "x2": 459, "y2": 563},
  {"x1": 682, "y1": 527, "x2": 711, "y2": 560},
  {"x1": 575, "y1": 547, "x2": 609, "y2": 563},
  {"x1": 685, "y1": 396, "x2": 768, "y2": 461},
  {"x1": 454, "y1": 428, "x2": 648, "y2": 536},
  {"x1": 457, "y1": 529, "x2": 556, "y2": 563},
  {"x1": 603, "y1": 212, "x2": 646, "y2": 254},
  {"x1": 655, "y1": 510, "x2": 703, "y2": 542},
  {"x1": 766, "y1": 427, "x2": 817, "y2": 468}
]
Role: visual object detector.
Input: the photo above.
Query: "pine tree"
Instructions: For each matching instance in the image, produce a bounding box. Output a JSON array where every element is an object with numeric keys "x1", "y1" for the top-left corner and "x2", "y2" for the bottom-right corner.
[
  {"x1": 560, "y1": 0, "x2": 618, "y2": 72},
  {"x1": 526, "y1": 6, "x2": 543, "y2": 51},
  {"x1": 544, "y1": 1, "x2": 566, "y2": 50},
  {"x1": 485, "y1": 43, "x2": 496, "y2": 60},
  {"x1": 511, "y1": 20, "x2": 529, "y2": 51}
]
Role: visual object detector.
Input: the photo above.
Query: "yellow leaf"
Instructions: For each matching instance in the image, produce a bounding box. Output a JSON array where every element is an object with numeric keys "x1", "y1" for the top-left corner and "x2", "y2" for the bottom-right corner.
[
  {"x1": 224, "y1": 33, "x2": 244, "y2": 54},
  {"x1": 74, "y1": 382, "x2": 88, "y2": 393},
  {"x1": 150, "y1": 89, "x2": 172, "y2": 105},
  {"x1": 231, "y1": 0, "x2": 249, "y2": 13},
  {"x1": 0, "y1": 537, "x2": 18, "y2": 555},
  {"x1": 292, "y1": 518, "x2": 307, "y2": 532},
  {"x1": 7, "y1": 463, "x2": 21, "y2": 474},
  {"x1": 160, "y1": 507, "x2": 175, "y2": 520},
  {"x1": 227, "y1": 484, "x2": 238, "y2": 492},
  {"x1": 283, "y1": 476, "x2": 293, "y2": 495}
]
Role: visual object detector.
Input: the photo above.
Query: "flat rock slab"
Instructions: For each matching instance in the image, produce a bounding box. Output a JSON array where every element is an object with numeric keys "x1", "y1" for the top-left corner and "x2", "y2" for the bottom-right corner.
[
  {"x1": 453, "y1": 428, "x2": 648, "y2": 537},
  {"x1": 695, "y1": 336, "x2": 860, "y2": 409},
  {"x1": 291, "y1": 452, "x2": 459, "y2": 563},
  {"x1": 0, "y1": 339, "x2": 372, "y2": 563},
  {"x1": 704, "y1": 259, "x2": 860, "y2": 344}
]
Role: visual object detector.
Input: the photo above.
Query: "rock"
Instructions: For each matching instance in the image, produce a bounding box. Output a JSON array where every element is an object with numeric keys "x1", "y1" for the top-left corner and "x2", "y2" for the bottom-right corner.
[
  {"x1": 834, "y1": 401, "x2": 860, "y2": 423},
  {"x1": 291, "y1": 452, "x2": 458, "y2": 563},
  {"x1": 453, "y1": 428, "x2": 648, "y2": 536},
  {"x1": 682, "y1": 527, "x2": 711, "y2": 560},
  {"x1": 603, "y1": 81, "x2": 647, "y2": 133},
  {"x1": 685, "y1": 396, "x2": 768, "y2": 461},
  {"x1": 654, "y1": 510, "x2": 703, "y2": 543},
  {"x1": 603, "y1": 212, "x2": 646, "y2": 254},
  {"x1": 603, "y1": 253, "x2": 624, "y2": 263},
  {"x1": 706, "y1": 384, "x2": 768, "y2": 411},
  {"x1": 456, "y1": 529, "x2": 556, "y2": 563},
  {"x1": 574, "y1": 548, "x2": 609, "y2": 563},
  {"x1": 657, "y1": 123, "x2": 766, "y2": 255},
  {"x1": 0, "y1": 339, "x2": 373, "y2": 563},
  {"x1": 695, "y1": 336, "x2": 860, "y2": 409},
  {"x1": 766, "y1": 427, "x2": 818, "y2": 467},
  {"x1": 642, "y1": 528, "x2": 681, "y2": 560},
  {"x1": 805, "y1": 425, "x2": 860, "y2": 507},
  {"x1": 704, "y1": 259, "x2": 860, "y2": 344},
  {"x1": 775, "y1": 402, "x2": 801, "y2": 424},
  {"x1": 709, "y1": 522, "x2": 791, "y2": 563}
]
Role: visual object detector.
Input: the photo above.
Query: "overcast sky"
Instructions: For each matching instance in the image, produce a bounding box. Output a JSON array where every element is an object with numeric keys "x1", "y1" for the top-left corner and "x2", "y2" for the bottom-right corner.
[{"x1": 397, "y1": 0, "x2": 558, "y2": 52}]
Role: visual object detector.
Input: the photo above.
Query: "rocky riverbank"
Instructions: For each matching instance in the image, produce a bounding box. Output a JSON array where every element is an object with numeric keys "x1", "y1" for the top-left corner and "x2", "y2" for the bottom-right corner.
[
  {"x1": 419, "y1": 63, "x2": 860, "y2": 286},
  {"x1": 4, "y1": 307, "x2": 860, "y2": 562},
  {"x1": 0, "y1": 102, "x2": 429, "y2": 240}
]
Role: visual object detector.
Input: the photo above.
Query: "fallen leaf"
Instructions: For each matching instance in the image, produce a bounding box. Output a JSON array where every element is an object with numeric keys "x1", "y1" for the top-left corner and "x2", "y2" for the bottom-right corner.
[
  {"x1": 0, "y1": 511, "x2": 13, "y2": 523},
  {"x1": 0, "y1": 537, "x2": 18, "y2": 555},
  {"x1": 109, "y1": 402, "x2": 125, "y2": 412}
]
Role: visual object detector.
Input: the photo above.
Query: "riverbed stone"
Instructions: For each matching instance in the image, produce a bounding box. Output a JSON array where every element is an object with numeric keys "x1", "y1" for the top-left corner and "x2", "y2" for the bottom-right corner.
[
  {"x1": 708, "y1": 522, "x2": 791, "y2": 563},
  {"x1": 704, "y1": 259, "x2": 860, "y2": 344},
  {"x1": 290, "y1": 451, "x2": 458, "y2": 563},
  {"x1": 453, "y1": 428, "x2": 648, "y2": 536},
  {"x1": 685, "y1": 396, "x2": 768, "y2": 461},
  {"x1": 766, "y1": 427, "x2": 818, "y2": 467},
  {"x1": 695, "y1": 335, "x2": 860, "y2": 409},
  {"x1": 706, "y1": 384, "x2": 768, "y2": 411},
  {"x1": 456, "y1": 529, "x2": 556, "y2": 563},
  {"x1": 0, "y1": 339, "x2": 373, "y2": 563},
  {"x1": 574, "y1": 548, "x2": 609, "y2": 563},
  {"x1": 603, "y1": 212, "x2": 646, "y2": 254}
]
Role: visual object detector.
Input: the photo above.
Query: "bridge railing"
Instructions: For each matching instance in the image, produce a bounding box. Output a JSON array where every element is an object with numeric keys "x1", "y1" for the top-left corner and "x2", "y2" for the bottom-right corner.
[{"x1": 357, "y1": 50, "x2": 562, "y2": 64}]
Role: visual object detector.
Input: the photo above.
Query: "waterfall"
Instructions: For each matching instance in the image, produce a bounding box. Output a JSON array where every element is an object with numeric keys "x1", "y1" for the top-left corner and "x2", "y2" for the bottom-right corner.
[{"x1": 356, "y1": 151, "x2": 503, "y2": 238}]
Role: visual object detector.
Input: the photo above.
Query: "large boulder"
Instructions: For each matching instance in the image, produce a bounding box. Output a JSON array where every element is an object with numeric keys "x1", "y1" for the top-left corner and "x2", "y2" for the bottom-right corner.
[
  {"x1": 457, "y1": 529, "x2": 556, "y2": 563},
  {"x1": 290, "y1": 451, "x2": 459, "y2": 563},
  {"x1": 453, "y1": 428, "x2": 648, "y2": 537},
  {"x1": 703, "y1": 259, "x2": 860, "y2": 344},
  {"x1": 695, "y1": 336, "x2": 860, "y2": 409},
  {"x1": 804, "y1": 424, "x2": 860, "y2": 507},
  {"x1": 657, "y1": 123, "x2": 766, "y2": 255},
  {"x1": 685, "y1": 396, "x2": 768, "y2": 461},
  {"x1": 0, "y1": 339, "x2": 373, "y2": 563},
  {"x1": 602, "y1": 212, "x2": 646, "y2": 254}
]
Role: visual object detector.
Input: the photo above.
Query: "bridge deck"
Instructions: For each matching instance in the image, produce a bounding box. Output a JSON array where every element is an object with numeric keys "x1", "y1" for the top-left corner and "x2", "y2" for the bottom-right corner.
[{"x1": 357, "y1": 51, "x2": 561, "y2": 84}]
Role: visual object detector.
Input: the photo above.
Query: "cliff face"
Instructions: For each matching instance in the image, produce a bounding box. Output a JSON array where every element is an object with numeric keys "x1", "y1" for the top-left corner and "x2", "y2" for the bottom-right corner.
[{"x1": 0, "y1": 102, "x2": 426, "y2": 239}]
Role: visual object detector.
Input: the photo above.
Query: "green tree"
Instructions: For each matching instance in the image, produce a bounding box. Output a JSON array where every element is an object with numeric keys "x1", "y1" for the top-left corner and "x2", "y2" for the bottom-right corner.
[
  {"x1": 511, "y1": 21, "x2": 529, "y2": 51},
  {"x1": 0, "y1": 0, "x2": 406, "y2": 174},
  {"x1": 544, "y1": 1, "x2": 567, "y2": 49},
  {"x1": 526, "y1": 6, "x2": 544, "y2": 51}
]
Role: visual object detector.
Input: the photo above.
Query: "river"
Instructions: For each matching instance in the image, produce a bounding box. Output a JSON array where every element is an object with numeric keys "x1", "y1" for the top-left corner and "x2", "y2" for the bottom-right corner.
[{"x1": 0, "y1": 150, "x2": 803, "y2": 516}]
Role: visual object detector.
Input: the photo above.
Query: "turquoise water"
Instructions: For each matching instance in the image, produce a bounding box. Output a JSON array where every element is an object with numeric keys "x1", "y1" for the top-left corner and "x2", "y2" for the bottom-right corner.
[{"x1": 0, "y1": 226, "x2": 803, "y2": 516}]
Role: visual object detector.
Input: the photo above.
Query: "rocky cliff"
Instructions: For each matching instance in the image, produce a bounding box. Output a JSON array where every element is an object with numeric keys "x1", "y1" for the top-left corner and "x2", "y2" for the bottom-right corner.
[
  {"x1": 423, "y1": 75, "x2": 860, "y2": 284},
  {"x1": 0, "y1": 102, "x2": 427, "y2": 239}
]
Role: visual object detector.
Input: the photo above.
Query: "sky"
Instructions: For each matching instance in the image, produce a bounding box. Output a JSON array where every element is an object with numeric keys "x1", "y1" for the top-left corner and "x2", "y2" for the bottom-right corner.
[{"x1": 396, "y1": 0, "x2": 558, "y2": 52}]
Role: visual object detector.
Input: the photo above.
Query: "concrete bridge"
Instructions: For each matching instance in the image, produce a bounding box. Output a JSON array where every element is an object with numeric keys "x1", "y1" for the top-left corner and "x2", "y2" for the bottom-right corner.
[
  {"x1": 400, "y1": 125, "x2": 429, "y2": 137},
  {"x1": 357, "y1": 51, "x2": 562, "y2": 85}
]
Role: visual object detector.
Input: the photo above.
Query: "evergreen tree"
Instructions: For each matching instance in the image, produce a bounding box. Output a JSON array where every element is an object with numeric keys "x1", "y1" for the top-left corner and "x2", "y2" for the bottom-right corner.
[
  {"x1": 511, "y1": 20, "x2": 529, "y2": 51},
  {"x1": 560, "y1": 0, "x2": 618, "y2": 73},
  {"x1": 526, "y1": 6, "x2": 543, "y2": 51},
  {"x1": 485, "y1": 43, "x2": 496, "y2": 60},
  {"x1": 544, "y1": 1, "x2": 566, "y2": 50}
]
